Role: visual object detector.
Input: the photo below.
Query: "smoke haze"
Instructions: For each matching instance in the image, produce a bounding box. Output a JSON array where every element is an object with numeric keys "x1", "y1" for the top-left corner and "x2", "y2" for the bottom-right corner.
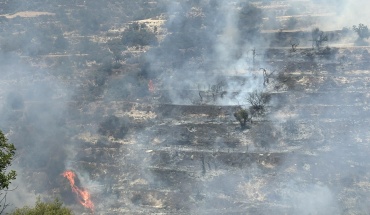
[{"x1": 0, "y1": 0, "x2": 369, "y2": 214}]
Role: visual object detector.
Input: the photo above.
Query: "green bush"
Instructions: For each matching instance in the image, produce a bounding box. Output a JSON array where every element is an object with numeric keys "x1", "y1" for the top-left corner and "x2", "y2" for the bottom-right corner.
[
  {"x1": 10, "y1": 198, "x2": 73, "y2": 215},
  {"x1": 234, "y1": 108, "x2": 249, "y2": 128}
]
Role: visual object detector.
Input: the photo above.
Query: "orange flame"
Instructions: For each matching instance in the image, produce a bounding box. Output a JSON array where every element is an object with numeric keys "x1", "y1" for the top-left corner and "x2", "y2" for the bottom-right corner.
[
  {"x1": 148, "y1": 80, "x2": 155, "y2": 93},
  {"x1": 62, "y1": 170, "x2": 94, "y2": 212}
]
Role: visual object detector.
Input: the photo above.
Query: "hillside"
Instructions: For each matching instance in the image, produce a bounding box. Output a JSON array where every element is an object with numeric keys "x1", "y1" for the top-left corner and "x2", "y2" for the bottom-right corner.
[{"x1": 0, "y1": 0, "x2": 369, "y2": 214}]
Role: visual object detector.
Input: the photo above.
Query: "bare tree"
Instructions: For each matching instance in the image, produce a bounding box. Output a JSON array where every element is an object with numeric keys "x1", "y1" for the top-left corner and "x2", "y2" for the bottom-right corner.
[
  {"x1": 261, "y1": 68, "x2": 275, "y2": 86},
  {"x1": 0, "y1": 187, "x2": 17, "y2": 214},
  {"x1": 210, "y1": 81, "x2": 226, "y2": 101},
  {"x1": 0, "y1": 192, "x2": 9, "y2": 214},
  {"x1": 289, "y1": 38, "x2": 299, "y2": 52},
  {"x1": 196, "y1": 81, "x2": 227, "y2": 104},
  {"x1": 311, "y1": 28, "x2": 328, "y2": 49},
  {"x1": 197, "y1": 84, "x2": 203, "y2": 102}
]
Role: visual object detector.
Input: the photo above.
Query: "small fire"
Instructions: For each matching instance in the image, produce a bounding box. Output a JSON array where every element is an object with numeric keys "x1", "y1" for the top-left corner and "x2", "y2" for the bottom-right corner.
[
  {"x1": 148, "y1": 80, "x2": 155, "y2": 93},
  {"x1": 62, "y1": 170, "x2": 94, "y2": 212}
]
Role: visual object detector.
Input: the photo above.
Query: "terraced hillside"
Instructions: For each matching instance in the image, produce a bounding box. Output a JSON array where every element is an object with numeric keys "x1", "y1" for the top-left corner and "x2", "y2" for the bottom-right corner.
[
  {"x1": 0, "y1": 0, "x2": 370, "y2": 214},
  {"x1": 63, "y1": 45, "x2": 370, "y2": 214}
]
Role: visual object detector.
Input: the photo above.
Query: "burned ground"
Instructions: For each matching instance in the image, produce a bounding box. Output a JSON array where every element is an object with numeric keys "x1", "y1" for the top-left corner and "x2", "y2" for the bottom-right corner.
[{"x1": 0, "y1": 0, "x2": 370, "y2": 214}]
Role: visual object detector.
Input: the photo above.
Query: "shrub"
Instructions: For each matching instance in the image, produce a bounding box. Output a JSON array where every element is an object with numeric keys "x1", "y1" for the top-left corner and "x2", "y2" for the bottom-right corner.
[
  {"x1": 234, "y1": 108, "x2": 249, "y2": 128},
  {"x1": 10, "y1": 197, "x2": 73, "y2": 215},
  {"x1": 247, "y1": 90, "x2": 271, "y2": 117}
]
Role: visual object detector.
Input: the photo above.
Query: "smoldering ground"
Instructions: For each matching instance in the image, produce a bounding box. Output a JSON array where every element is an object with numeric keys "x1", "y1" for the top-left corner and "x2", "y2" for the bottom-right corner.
[
  {"x1": 0, "y1": 0, "x2": 370, "y2": 214},
  {"x1": 141, "y1": 0, "x2": 370, "y2": 214}
]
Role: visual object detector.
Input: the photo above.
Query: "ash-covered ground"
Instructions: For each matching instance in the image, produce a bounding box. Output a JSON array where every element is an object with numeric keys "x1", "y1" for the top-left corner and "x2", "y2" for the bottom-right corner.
[{"x1": 0, "y1": 0, "x2": 370, "y2": 214}]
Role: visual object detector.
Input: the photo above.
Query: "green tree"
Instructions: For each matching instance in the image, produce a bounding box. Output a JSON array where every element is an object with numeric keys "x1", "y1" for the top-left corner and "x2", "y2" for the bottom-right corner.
[
  {"x1": 9, "y1": 197, "x2": 73, "y2": 215},
  {"x1": 0, "y1": 130, "x2": 16, "y2": 213},
  {"x1": 0, "y1": 130, "x2": 16, "y2": 190},
  {"x1": 234, "y1": 108, "x2": 249, "y2": 128}
]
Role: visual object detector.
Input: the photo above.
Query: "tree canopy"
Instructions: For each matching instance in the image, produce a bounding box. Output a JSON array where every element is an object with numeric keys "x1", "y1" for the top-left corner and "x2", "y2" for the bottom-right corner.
[
  {"x1": 353, "y1": 23, "x2": 370, "y2": 40},
  {"x1": 0, "y1": 130, "x2": 16, "y2": 213},
  {"x1": 0, "y1": 130, "x2": 16, "y2": 191},
  {"x1": 9, "y1": 198, "x2": 73, "y2": 215}
]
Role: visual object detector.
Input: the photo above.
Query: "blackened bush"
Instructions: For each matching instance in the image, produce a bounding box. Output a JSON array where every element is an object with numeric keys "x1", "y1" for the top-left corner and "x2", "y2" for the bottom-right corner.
[
  {"x1": 98, "y1": 116, "x2": 130, "y2": 139},
  {"x1": 121, "y1": 23, "x2": 157, "y2": 47},
  {"x1": 247, "y1": 90, "x2": 271, "y2": 117}
]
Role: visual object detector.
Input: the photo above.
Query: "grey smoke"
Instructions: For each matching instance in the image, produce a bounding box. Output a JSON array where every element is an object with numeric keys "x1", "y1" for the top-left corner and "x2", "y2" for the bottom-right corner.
[{"x1": 0, "y1": 0, "x2": 369, "y2": 214}]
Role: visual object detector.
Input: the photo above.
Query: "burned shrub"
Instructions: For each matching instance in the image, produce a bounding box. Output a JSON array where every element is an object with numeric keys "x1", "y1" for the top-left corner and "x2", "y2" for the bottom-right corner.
[
  {"x1": 303, "y1": 50, "x2": 315, "y2": 61},
  {"x1": 247, "y1": 90, "x2": 271, "y2": 118},
  {"x1": 197, "y1": 81, "x2": 227, "y2": 104},
  {"x1": 98, "y1": 116, "x2": 130, "y2": 139},
  {"x1": 316, "y1": 46, "x2": 337, "y2": 60}
]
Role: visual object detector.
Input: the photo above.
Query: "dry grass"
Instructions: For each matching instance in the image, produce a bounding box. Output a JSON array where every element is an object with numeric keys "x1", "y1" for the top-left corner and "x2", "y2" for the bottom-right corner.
[{"x1": 1, "y1": 11, "x2": 55, "y2": 19}]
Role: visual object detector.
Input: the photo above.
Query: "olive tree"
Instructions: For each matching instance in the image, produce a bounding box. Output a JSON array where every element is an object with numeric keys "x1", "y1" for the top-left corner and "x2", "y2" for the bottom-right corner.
[
  {"x1": 0, "y1": 130, "x2": 16, "y2": 213},
  {"x1": 353, "y1": 23, "x2": 370, "y2": 45},
  {"x1": 353, "y1": 23, "x2": 370, "y2": 40},
  {"x1": 234, "y1": 108, "x2": 249, "y2": 128}
]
